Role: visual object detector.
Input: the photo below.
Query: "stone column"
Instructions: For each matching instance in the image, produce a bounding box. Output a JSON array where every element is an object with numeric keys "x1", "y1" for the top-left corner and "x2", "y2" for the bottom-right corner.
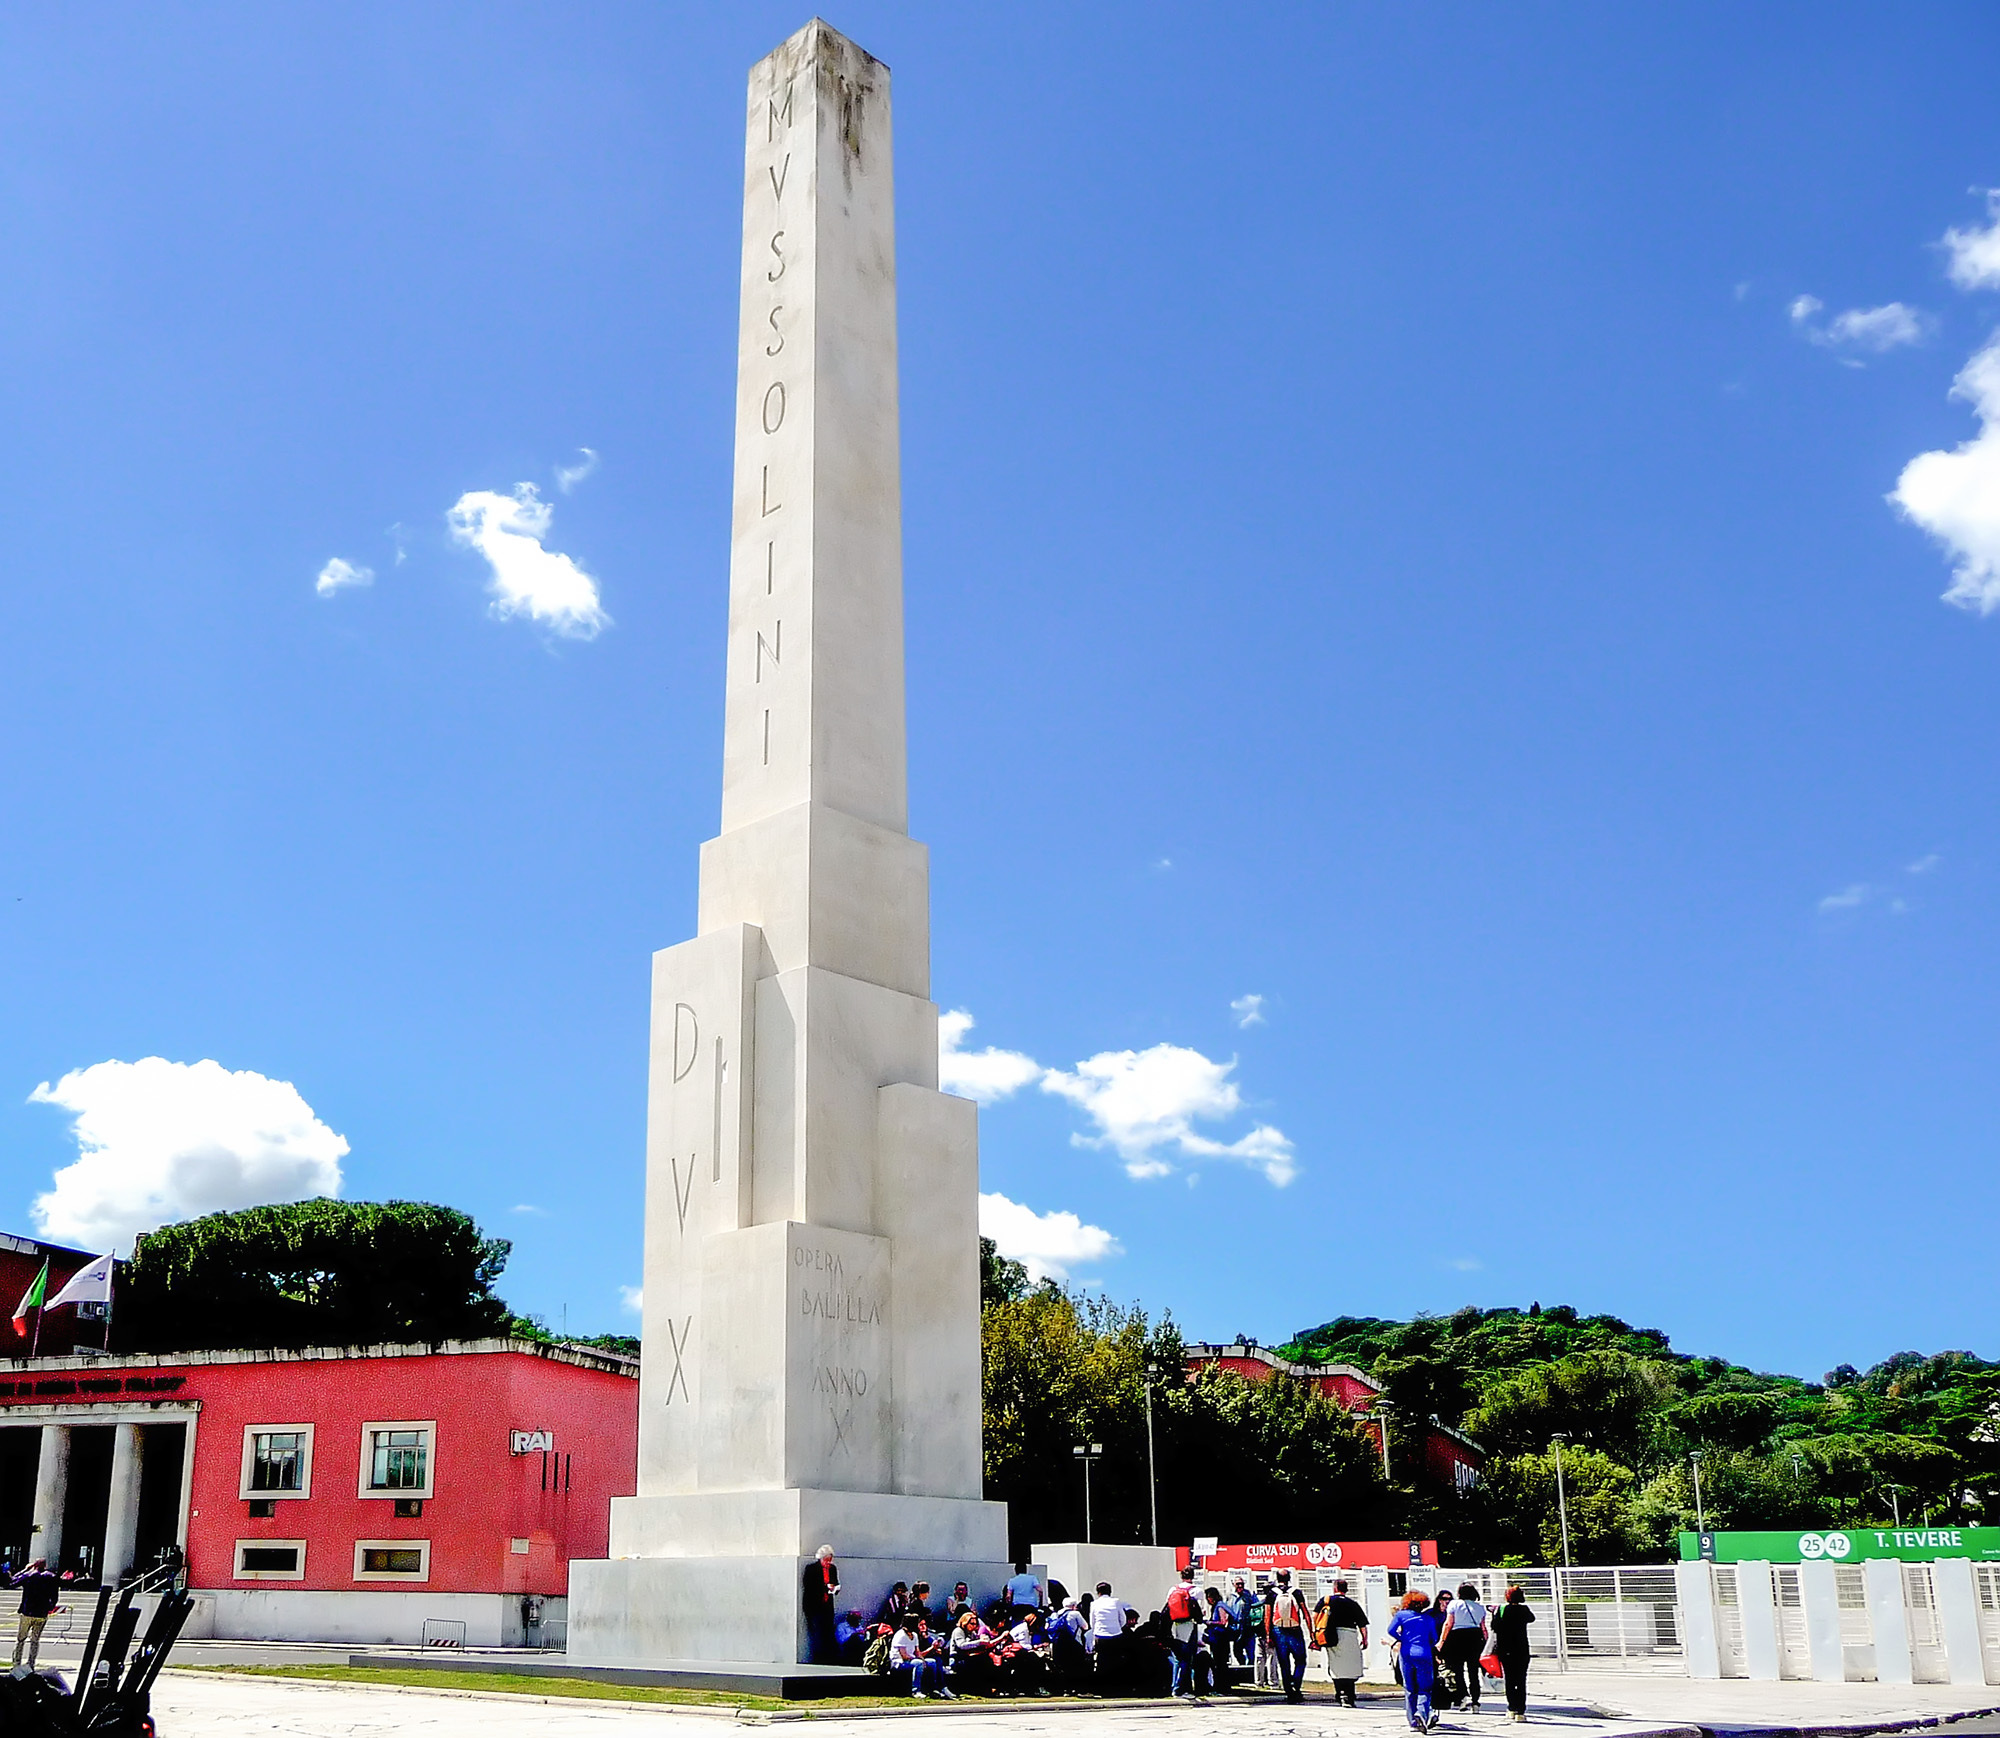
[
  {"x1": 101, "y1": 1424, "x2": 144, "y2": 1583},
  {"x1": 29, "y1": 1424, "x2": 70, "y2": 1569}
]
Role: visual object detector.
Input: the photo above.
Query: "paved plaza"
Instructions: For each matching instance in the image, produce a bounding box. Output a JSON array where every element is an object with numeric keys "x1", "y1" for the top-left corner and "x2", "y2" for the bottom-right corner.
[{"x1": 129, "y1": 1667, "x2": 2000, "y2": 1738}]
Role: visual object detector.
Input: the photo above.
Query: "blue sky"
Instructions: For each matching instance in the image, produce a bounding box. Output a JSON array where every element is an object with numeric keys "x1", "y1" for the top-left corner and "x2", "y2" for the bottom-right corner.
[{"x1": 3, "y1": 4, "x2": 1998, "y2": 1381}]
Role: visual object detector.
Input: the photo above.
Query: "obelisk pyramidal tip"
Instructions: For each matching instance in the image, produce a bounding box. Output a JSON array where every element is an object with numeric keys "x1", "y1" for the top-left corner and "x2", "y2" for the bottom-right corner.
[{"x1": 566, "y1": 22, "x2": 1010, "y2": 1669}]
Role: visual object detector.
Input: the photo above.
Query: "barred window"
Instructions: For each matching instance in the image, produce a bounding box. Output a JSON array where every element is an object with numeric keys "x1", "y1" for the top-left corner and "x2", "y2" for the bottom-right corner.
[
  {"x1": 368, "y1": 1429, "x2": 427, "y2": 1491},
  {"x1": 249, "y1": 1432, "x2": 304, "y2": 1492}
]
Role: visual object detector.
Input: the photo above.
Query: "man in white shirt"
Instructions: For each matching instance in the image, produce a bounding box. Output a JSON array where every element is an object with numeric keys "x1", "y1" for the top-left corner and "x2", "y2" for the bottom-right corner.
[
  {"x1": 887, "y1": 1622, "x2": 952, "y2": 1699},
  {"x1": 1089, "y1": 1580, "x2": 1136, "y2": 1686}
]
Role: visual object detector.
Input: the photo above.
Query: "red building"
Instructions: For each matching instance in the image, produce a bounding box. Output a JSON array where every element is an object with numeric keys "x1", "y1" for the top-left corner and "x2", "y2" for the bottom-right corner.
[
  {"x1": 1184, "y1": 1341, "x2": 1484, "y2": 1491},
  {"x1": 0, "y1": 1336, "x2": 637, "y2": 1645}
]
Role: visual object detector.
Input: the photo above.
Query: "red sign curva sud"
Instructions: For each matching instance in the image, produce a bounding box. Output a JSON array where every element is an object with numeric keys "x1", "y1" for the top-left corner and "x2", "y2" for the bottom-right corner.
[{"x1": 1196, "y1": 1539, "x2": 1437, "y2": 1573}]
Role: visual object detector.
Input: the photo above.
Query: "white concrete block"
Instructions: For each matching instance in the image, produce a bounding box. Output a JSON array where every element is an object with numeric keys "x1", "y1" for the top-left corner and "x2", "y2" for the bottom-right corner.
[
  {"x1": 1676, "y1": 1561, "x2": 1722, "y2": 1680},
  {"x1": 1864, "y1": 1558, "x2": 1913, "y2": 1685},
  {"x1": 1798, "y1": 1559, "x2": 1844, "y2": 1682},
  {"x1": 1034, "y1": 1544, "x2": 1184, "y2": 1612},
  {"x1": 607, "y1": 1487, "x2": 1007, "y2": 1563},
  {"x1": 1930, "y1": 1558, "x2": 1987, "y2": 1686},
  {"x1": 1738, "y1": 1563, "x2": 1781, "y2": 1681}
]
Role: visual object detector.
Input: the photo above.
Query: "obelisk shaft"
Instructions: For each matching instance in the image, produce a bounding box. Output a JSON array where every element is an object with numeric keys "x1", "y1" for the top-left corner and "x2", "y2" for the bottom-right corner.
[
  {"x1": 722, "y1": 23, "x2": 905, "y2": 836},
  {"x1": 699, "y1": 21, "x2": 927, "y2": 1004}
]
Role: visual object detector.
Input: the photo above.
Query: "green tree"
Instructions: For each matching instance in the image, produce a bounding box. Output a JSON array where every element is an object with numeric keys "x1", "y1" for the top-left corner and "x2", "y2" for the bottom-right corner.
[{"x1": 118, "y1": 1199, "x2": 520, "y2": 1352}]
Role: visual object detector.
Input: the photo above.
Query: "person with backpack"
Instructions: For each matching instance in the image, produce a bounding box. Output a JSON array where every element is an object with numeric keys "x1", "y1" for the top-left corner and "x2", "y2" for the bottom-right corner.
[
  {"x1": 1321, "y1": 1578, "x2": 1370, "y2": 1707},
  {"x1": 1201, "y1": 1586, "x2": 1233, "y2": 1691},
  {"x1": 1263, "y1": 1569, "x2": 1310, "y2": 1704},
  {"x1": 1164, "y1": 1566, "x2": 1205, "y2": 1701}
]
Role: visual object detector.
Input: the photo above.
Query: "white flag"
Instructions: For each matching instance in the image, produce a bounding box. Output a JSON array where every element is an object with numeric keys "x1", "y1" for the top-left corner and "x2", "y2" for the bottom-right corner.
[{"x1": 47, "y1": 1253, "x2": 113, "y2": 1310}]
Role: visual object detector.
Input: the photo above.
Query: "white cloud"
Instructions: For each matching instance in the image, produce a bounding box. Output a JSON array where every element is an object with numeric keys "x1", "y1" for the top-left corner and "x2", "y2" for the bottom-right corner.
[
  {"x1": 619, "y1": 1284, "x2": 643, "y2": 1315},
  {"x1": 1818, "y1": 883, "x2": 1871, "y2": 913},
  {"x1": 447, "y1": 483, "x2": 609, "y2": 638},
  {"x1": 555, "y1": 448, "x2": 600, "y2": 494},
  {"x1": 1892, "y1": 333, "x2": 2000, "y2": 612},
  {"x1": 1944, "y1": 192, "x2": 2000, "y2": 292},
  {"x1": 315, "y1": 557, "x2": 373, "y2": 596},
  {"x1": 1041, "y1": 1044, "x2": 1298, "y2": 1186},
  {"x1": 511, "y1": 1203, "x2": 547, "y2": 1216},
  {"x1": 1792, "y1": 295, "x2": 1930, "y2": 353},
  {"x1": 27, "y1": 1058, "x2": 347, "y2": 1250},
  {"x1": 1230, "y1": 994, "x2": 1266, "y2": 1029},
  {"x1": 1907, "y1": 853, "x2": 1940, "y2": 875},
  {"x1": 978, "y1": 1192, "x2": 1121, "y2": 1283},
  {"x1": 938, "y1": 1010, "x2": 1041, "y2": 1105}
]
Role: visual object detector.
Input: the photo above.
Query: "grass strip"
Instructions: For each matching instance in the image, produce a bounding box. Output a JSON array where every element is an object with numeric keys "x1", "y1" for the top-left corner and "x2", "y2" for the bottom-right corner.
[{"x1": 171, "y1": 1663, "x2": 923, "y2": 1711}]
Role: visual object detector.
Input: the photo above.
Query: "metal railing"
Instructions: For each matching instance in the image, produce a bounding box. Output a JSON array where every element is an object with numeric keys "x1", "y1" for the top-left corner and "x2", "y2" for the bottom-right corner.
[{"x1": 1438, "y1": 1565, "x2": 1686, "y2": 1673}]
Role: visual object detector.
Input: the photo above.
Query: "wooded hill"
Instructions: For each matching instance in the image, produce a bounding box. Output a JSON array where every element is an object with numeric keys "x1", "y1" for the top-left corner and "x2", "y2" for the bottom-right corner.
[{"x1": 1281, "y1": 1304, "x2": 2000, "y2": 1562}]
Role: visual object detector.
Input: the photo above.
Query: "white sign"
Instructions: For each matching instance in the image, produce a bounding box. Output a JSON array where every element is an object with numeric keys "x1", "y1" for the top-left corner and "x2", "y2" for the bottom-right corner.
[
  {"x1": 1798, "y1": 1531, "x2": 1852, "y2": 1560},
  {"x1": 510, "y1": 1429, "x2": 555, "y2": 1455},
  {"x1": 1305, "y1": 1542, "x2": 1344, "y2": 1566},
  {"x1": 1193, "y1": 1537, "x2": 1218, "y2": 1559}
]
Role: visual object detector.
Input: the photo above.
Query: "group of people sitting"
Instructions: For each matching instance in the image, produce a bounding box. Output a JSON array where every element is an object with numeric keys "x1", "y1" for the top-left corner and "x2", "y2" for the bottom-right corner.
[
  {"x1": 802, "y1": 1547, "x2": 1538, "y2": 1713},
  {"x1": 832, "y1": 1565, "x2": 1178, "y2": 1699}
]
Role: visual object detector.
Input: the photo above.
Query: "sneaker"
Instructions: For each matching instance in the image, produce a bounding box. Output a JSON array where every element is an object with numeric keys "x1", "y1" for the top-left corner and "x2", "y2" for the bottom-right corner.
[{"x1": 937, "y1": 1687, "x2": 958, "y2": 1700}]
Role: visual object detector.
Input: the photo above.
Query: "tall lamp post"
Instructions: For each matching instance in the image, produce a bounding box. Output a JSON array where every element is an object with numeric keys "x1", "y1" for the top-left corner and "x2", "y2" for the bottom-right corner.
[
  {"x1": 1374, "y1": 1402, "x2": 1395, "y2": 1483},
  {"x1": 1551, "y1": 1434, "x2": 1573, "y2": 1568},
  {"x1": 1690, "y1": 1453, "x2": 1707, "y2": 1534},
  {"x1": 1886, "y1": 1485, "x2": 1906, "y2": 1529},
  {"x1": 1142, "y1": 1352, "x2": 1179, "y2": 1548},
  {"x1": 1074, "y1": 1442, "x2": 1104, "y2": 1544}
]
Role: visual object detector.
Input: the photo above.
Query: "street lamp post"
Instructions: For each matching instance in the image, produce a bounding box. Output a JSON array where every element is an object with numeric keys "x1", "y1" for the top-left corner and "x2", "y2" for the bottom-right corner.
[
  {"x1": 1887, "y1": 1486, "x2": 1904, "y2": 1528},
  {"x1": 1143, "y1": 1353, "x2": 1179, "y2": 1548},
  {"x1": 1375, "y1": 1403, "x2": 1395, "y2": 1483},
  {"x1": 1691, "y1": 1453, "x2": 1706, "y2": 1535},
  {"x1": 1073, "y1": 1443, "x2": 1104, "y2": 1544},
  {"x1": 1551, "y1": 1434, "x2": 1573, "y2": 1568}
]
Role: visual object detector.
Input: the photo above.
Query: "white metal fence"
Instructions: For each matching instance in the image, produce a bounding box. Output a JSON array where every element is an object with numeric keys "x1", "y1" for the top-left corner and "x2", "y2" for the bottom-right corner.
[{"x1": 1435, "y1": 1566, "x2": 1685, "y2": 1673}]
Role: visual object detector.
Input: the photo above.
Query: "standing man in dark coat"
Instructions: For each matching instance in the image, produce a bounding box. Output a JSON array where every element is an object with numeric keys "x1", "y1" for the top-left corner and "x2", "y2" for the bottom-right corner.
[
  {"x1": 802, "y1": 1544, "x2": 841, "y2": 1664},
  {"x1": 9, "y1": 1559, "x2": 59, "y2": 1675}
]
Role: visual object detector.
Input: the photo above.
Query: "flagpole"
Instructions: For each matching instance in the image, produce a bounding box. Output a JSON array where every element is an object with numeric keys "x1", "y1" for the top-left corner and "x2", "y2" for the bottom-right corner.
[{"x1": 102, "y1": 1262, "x2": 113, "y2": 1353}]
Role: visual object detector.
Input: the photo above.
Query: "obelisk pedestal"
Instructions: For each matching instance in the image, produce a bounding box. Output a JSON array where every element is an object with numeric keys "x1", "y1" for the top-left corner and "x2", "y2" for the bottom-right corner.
[{"x1": 567, "y1": 22, "x2": 1010, "y2": 1667}]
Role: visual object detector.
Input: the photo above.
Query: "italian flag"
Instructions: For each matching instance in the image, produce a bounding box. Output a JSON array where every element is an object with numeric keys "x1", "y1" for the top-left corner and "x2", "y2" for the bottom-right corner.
[{"x1": 11, "y1": 1262, "x2": 47, "y2": 1338}]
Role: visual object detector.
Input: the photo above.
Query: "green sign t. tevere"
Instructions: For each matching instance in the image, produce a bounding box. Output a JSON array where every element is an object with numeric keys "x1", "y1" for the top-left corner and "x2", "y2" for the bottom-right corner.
[{"x1": 1679, "y1": 1528, "x2": 2000, "y2": 1564}]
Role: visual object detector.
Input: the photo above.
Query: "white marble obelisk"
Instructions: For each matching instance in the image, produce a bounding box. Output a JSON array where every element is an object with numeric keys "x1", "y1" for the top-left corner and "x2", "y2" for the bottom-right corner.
[{"x1": 567, "y1": 20, "x2": 1009, "y2": 1667}]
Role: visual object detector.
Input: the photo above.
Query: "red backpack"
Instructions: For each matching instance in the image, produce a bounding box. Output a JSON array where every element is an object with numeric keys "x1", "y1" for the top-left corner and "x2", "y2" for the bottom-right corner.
[{"x1": 1167, "y1": 1583, "x2": 1196, "y2": 1621}]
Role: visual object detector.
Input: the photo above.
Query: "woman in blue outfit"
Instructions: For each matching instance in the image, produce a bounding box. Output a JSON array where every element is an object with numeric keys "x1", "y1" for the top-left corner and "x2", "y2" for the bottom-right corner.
[{"x1": 1387, "y1": 1591, "x2": 1440, "y2": 1731}]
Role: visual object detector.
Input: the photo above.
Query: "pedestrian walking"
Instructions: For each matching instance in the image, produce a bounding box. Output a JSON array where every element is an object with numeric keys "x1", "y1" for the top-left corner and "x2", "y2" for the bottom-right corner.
[
  {"x1": 1165, "y1": 1565, "x2": 1204, "y2": 1701},
  {"x1": 1263, "y1": 1569, "x2": 1310, "y2": 1703},
  {"x1": 1387, "y1": 1590, "x2": 1440, "y2": 1731},
  {"x1": 1321, "y1": 1577, "x2": 1369, "y2": 1706},
  {"x1": 1441, "y1": 1583, "x2": 1490, "y2": 1711},
  {"x1": 1489, "y1": 1586, "x2": 1536, "y2": 1722}
]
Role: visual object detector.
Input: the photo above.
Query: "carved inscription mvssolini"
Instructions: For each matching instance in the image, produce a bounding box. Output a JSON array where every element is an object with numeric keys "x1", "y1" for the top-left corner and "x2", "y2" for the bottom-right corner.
[{"x1": 750, "y1": 77, "x2": 793, "y2": 775}]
